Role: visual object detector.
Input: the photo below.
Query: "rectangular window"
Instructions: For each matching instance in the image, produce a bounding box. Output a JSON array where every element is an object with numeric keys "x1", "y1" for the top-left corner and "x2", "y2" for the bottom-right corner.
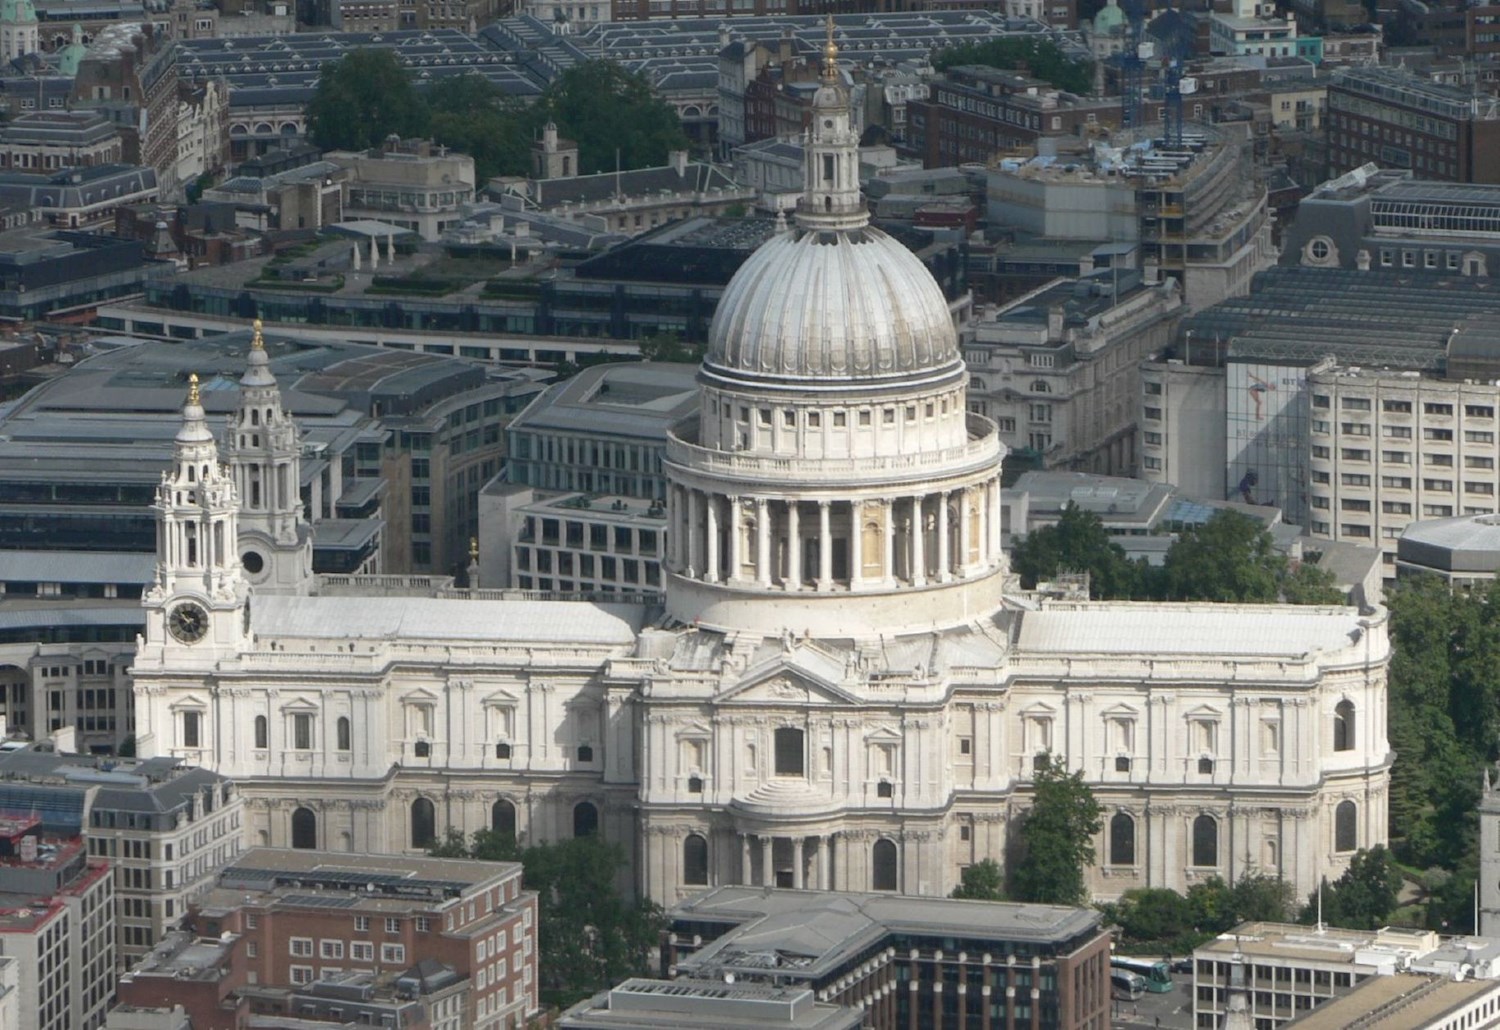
[
  {"x1": 1466, "y1": 405, "x2": 1495, "y2": 419},
  {"x1": 290, "y1": 965, "x2": 314, "y2": 985},
  {"x1": 1383, "y1": 425, "x2": 1412, "y2": 439},
  {"x1": 1382, "y1": 476, "x2": 1413, "y2": 490},
  {"x1": 320, "y1": 940, "x2": 344, "y2": 959},
  {"x1": 290, "y1": 938, "x2": 313, "y2": 958},
  {"x1": 1341, "y1": 397, "x2": 1371, "y2": 411},
  {"x1": 181, "y1": 711, "x2": 200, "y2": 748},
  {"x1": 351, "y1": 942, "x2": 374, "y2": 962},
  {"x1": 1382, "y1": 399, "x2": 1411, "y2": 413},
  {"x1": 293, "y1": 713, "x2": 312, "y2": 750},
  {"x1": 381, "y1": 944, "x2": 406, "y2": 964},
  {"x1": 1425, "y1": 403, "x2": 1454, "y2": 416},
  {"x1": 385, "y1": 917, "x2": 401, "y2": 934}
]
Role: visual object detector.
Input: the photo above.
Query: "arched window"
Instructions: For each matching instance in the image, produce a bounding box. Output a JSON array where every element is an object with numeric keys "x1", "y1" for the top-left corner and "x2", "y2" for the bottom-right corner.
[
  {"x1": 683, "y1": 834, "x2": 708, "y2": 886},
  {"x1": 1110, "y1": 811, "x2": 1136, "y2": 866},
  {"x1": 291, "y1": 806, "x2": 316, "y2": 850},
  {"x1": 410, "y1": 797, "x2": 436, "y2": 849},
  {"x1": 872, "y1": 839, "x2": 898, "y2": 891},
  {"x1": 1335, "y1": 800, "x2": 1357, "y2": 852},
  {"x1": 336, "y1": 716, "x2": 351, "y2": 751},
  {"x1": 1334, "y1": 701, "x2": 1355, "y2": 752},
  {"x1": 254, "y1": 715, "x2": 267, "y2": 749},
  {"x1": 576, "y1": 744, "x2": 593, "y2": 763},
  {"x1": 573, "y1": 800, "x2": 598, "y2": 838},
  {"x1": 492, "y1": 799, "x2": 516, "y2": 842},
  {"x1": 1192, "y1": 814, "x2": 1218, "y2": 867},
  {"x1": 774, "y1": 727, "x2": 804, "y2": 777},
  {"x1": 1031, "y1": 379, "x2": 1051, "y2": 393}
]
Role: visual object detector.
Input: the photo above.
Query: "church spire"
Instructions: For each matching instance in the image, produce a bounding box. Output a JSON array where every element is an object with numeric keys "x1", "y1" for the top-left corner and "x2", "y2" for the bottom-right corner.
[{"x1": 797, "y1": 14, "x2": 866, "y2": 233}]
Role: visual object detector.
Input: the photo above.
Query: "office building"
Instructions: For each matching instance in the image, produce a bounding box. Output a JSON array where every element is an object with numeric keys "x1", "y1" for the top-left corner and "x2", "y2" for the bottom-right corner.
[
  {"x1": 0, "y1": 814, "x2": 115, "y2": 1030},
  {"x1": 966, "y1": 269, "x2": 1185, "y2": 474},
  {"x1": 1395, "y1": 514, "x2": 1500, "y2": 585},
  {"x1": 663, "y1": 887, "x2": 1112, "y2": 1030},
  {"x1": 1327, "y1": 67, "x2": 1500, "y2": 184}
]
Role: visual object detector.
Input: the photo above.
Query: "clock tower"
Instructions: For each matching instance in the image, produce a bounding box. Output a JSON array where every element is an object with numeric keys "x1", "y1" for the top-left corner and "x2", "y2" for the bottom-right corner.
[
  {"x1": 141, "y1": 373, "x2": 250, "y2": 662},
  {"x1": 226, "y1": 320, "x2": 313, "y2": 595}
]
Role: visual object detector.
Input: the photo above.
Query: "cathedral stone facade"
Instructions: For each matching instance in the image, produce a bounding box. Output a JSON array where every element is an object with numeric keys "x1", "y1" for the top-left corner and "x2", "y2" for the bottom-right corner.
[{"x1": 132, "y1": 39, "x2": 1391, "y2": 910}]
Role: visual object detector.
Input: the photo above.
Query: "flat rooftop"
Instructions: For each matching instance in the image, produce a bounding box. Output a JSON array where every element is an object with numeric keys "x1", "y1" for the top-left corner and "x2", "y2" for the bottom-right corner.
[
  {"x1": 671, "y1": 887, "x2": 1102, "y2": 982},
  {"x1": 508, "y1": 361, "x2": 699, "y2": 441},
  {"x1": 1284, "y1": 972, "x2": 1500, "y2": 1029}
]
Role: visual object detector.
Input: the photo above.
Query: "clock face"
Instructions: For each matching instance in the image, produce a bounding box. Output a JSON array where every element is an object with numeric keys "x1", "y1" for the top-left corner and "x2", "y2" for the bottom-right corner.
[{"x1": 168, "y1": 602, "x2": 209, "y2": 644}]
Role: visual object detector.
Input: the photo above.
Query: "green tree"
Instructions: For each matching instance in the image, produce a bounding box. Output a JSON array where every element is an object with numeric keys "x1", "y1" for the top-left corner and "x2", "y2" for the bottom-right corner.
[
  {"x1": 1009, "y1": 755, "x2": 1104, "y2": 906},
  {"x1": 1300, "y1": 846, "x2": 1402, "y2": 931},
  {"x1": 306, "y1": 48, "x2": 428, "y2": 151},
  {"x1": 1116, "y1": 887, "x2": 1194, "y2": 943},
  {"x1": 1229, "y1": 873, "x2": 1298, "y2": 924},
  {"x1": 537, "y1": 62, "x2": 690, "y2": 175},
  {"x1": 1281, "y1": 561, "x2": 1344, "y2": 605},
  {"x1": 951, "y1": 858, "x2": 1006, "y2": 901},
  {"x1": 1159, "y1": 510, "x2": 1284, "y2": 603},
  {"x1": 431, "y1": 831, "x2": 663, "y2": 1008},
  {"x1": 1011, "y1": 503, "x2": 1144, "y2": 599},
  {"x1": 932, "y1": 37, "x2": 1094, "y2": 95},
  {"x1": 637, "y1": 332, "x2": 705, "y2": 364},
  {"x1": 426, "y1": 73, "x2": 533, "y2": 182}
]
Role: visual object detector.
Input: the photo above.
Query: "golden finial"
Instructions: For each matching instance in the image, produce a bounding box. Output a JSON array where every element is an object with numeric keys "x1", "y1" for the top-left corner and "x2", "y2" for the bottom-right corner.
[
  {"x1": 469, "y1": 537, "x2": 479, "y2": 562},
  {"x1": 251, "y1": 318, "x2": 264, "y2": 351},
  {"x1": 187, "y1": 372, "x2": 200, "y2": 407},
  {"x1": 823, "y1": 13, "x2": 838, "y2": 83}
]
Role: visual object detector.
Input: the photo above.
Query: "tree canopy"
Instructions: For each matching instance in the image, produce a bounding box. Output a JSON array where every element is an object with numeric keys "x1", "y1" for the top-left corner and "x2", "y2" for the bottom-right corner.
[
  {"x1": 430, "y1": 829, "x2": 665, "y2": 1009},
  {"x1": 951, "y1": 858, "x2": 1006, "y2": 901},
  {"x1": 305, "y1": 53, "x2": 687, "y2": 182},
  {"x1": 306, "y1": 48, "x2": 428, "y2": 152},
  {"x1": 1300, "y1": 846, "x2": 1403, "y2": 931},
  {"x1": 1012, "y1": 505, "x2": 1346, "y2": 605},
  {"x1": 1008, "y1": 754, "x2": 1103, "y2": 906},
  {"x1": 537, "y1": 61, "x2": 690, "y2": 175},
  {"x1": 931, "y1": 37, "x2": 1094, "y2": 95},
  {"x1": 1103, "y1": 874, "x2": 1296, "y2": 953}
]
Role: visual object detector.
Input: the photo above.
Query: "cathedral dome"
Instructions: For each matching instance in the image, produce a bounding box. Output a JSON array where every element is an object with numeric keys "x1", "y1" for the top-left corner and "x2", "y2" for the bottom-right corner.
[{"x1": 704, "y1": 223, "x2": 962, "y2": 384}]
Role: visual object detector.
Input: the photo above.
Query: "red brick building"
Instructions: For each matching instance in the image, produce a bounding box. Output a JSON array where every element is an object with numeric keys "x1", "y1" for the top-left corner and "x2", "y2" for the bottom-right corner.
[
  {"x1": 906, "y1": 66, "x2": 1121, "y2": 167},
  {"x1": 114, "y1": 848, "x2": 538, "y2": 1030},
  {"x1": 1328, "y1": 66, "x2": 1500, "y2": 184}
]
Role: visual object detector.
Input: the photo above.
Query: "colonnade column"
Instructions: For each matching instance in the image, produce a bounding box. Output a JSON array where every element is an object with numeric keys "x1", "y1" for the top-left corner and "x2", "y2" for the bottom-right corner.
[
  {"x1": 937, "y1": 491, "x2": 950, "y2": 583},
  {"x1": 911, "y1": 496, "x2": 926, "y2": 587},
  {"x1": 687, "y1": 490, "x2": 701, "y2": 578},
  {"x1": 792, "y1": 837, "x2": 805, "y2": 889},
  {"x1": 850, "y1": 501, "x2": 863, "y2": 589},
  {"x1": 760, "y1": 835, "x2": 773, "y2": 886},
  {"x1": 818, "y1": 834, "x2": 833, "y2": 889},
  {"x1": 787, "y1": 501, "x2": 801, "y2": 590},
  {"x1": 989, "y1": 478, "x2": 1003, "y2": 561},
  {"x1": 728, "y1": 496, "x2": 742, "y2": 583},
  {"x1": 756, "y1": 499, "x2": 771, "y2": 587},
  {"x1": 818, "y1": 500, "x2": 833, "y2": 590},
  {"x1": 705, "y1": 495, "x2": 720, "y2": 584},
  {"x1": 883, "y1": 502, "x2": 895, "y2": 585},
  {"x1": 741, "y1": 833, "x2": 752, "y2": 885},
  {"x1": 958, "y1": 488, "x2": 971, "y2": 576}
]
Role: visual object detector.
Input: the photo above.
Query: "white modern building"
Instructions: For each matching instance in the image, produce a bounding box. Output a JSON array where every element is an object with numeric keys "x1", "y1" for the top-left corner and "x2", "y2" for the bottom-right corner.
[{"x1": 130, "y1": 35, "x2": 1391, "y2": 908}]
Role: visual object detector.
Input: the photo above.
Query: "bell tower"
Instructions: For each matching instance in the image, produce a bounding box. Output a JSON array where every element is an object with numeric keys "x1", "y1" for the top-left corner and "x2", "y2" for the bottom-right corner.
[
  {"x1": 141, "y1": 373, "x2": 249, "y2": 659},
  {"x1": 226, "y1": 320, "x2": 313, "y2": 595}
]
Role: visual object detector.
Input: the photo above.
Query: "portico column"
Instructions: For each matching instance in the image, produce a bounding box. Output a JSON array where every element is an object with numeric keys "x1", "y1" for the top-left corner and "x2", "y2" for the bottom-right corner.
[
  {"x1": 818, "y1": 500, "x2": 832, "y2": 590},
  {"x1": 756, "y1": 499, "x2": 771, "y2": 586},
  {"x1": 937, "y1": 490, "x2": 950, "y2": 582},
  {"x1": 787, "y1": 501, "x2": 801, "y2": 590},
  {"x1": 741, "y1": 833, "x2": 752, "y2": 885},
  {"x1": 957, "y1": 488, "x2": 971, "y2": 576},
  {"x1": 687, "y1": 490, "x2": 701, "y2": 579},
  {"x1": 911, "y1": 496, "x2": 926, "y2": 586},
  {"x1": 705, "y1": 494, "x2": 720, "y2": 584},
  {"x1": 728, "y1": 496, "x2": 742, "y2": 583},
  {"x1": 818, "y1": 834, "x2": 832, "y2": 889},
  {"x1": 760, "y1": 835, "x2": 773, "y2": 886},
  {"x1": 792, "y1": 837, "x2": 805, "y2": 889},
  {"x1": 850, "y1": 501, "x2": 863, "y2": 589}
]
